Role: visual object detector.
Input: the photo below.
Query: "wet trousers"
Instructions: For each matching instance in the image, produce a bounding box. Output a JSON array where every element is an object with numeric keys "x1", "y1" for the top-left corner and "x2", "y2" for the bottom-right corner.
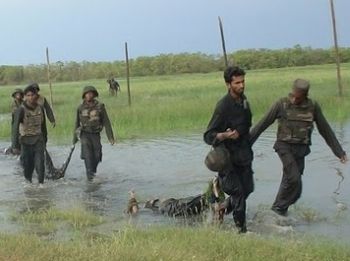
[
  {"x1": 272, "y1": 142, "x2": 308, "y2": 212},
  {"x1": 21, "y1": 139, "x2": 45, "y2": 183},
  {"x1": 80, "y1": 132, "x2": 102, "y2": 180},
  {"x1": 219, "y1": 162, "x2": 254, "y2": 229}
]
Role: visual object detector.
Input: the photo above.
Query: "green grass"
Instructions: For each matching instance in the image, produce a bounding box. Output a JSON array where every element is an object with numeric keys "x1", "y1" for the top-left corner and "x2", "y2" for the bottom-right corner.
[
  {"x1": 1, "y1": 63, "x2": 349, "y2": 144},
  {"x1": 0, "y1": 227, "x2": 349, "y2": 260},
  {"x1": 12, "y1": 207, "x2": 104, "y2": 232}
]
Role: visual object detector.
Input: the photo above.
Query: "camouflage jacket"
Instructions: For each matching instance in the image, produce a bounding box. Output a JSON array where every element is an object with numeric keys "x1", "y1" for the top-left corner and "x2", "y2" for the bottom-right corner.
[{"x1": 250, "y1": 97, "x2": 346, "y2": 158}]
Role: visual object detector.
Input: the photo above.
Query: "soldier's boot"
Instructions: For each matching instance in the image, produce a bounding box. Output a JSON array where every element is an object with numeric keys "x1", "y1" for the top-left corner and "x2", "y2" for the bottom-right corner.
[{"x1": 86, "y1": 169, "x2": 95, "y2": 181}]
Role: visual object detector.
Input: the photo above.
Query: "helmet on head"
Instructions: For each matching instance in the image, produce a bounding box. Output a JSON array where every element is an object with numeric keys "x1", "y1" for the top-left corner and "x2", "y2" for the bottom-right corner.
[
  {"x1": 205, "y1": 145, "x2": 230, "y2": 172},
  {"x1": 12, "y1": 88, "x2": 24, "y2": 98},
  {"x1": 26, "y1": 83, "x2": 40, "y2": 92},
  {"x1": 82, "y1": 85, "x2": 99, "y2": 99},
  {"x1": 293, "y1": 79, "x2": 310, "y2": 94}
]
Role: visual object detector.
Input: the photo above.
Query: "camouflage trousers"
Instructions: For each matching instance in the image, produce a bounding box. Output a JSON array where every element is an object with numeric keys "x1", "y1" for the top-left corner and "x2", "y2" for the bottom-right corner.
[
  {"x1": 80, "y1": 132, "x2": 102, "y2": 180},
  {"x1": 272, "y1": 142, "x2": 308, "y2": 213},
  {"x1": 21, "y1": 139, "x2": 45, "y2": 184}
]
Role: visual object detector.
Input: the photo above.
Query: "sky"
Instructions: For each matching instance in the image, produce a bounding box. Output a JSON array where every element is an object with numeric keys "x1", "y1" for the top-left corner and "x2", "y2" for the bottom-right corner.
[{"x1": 1, "y1": 0, "x2": 349, "y2": 65}]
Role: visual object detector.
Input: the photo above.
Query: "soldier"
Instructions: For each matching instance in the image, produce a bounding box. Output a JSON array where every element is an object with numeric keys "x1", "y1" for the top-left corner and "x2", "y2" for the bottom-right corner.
[
  {"x1": 107, "y1": 77, "x2": 120, "y2": 96},
  {"x1": 9, "y1": 88, "x2": 24, "y2": 153},
  {"x1": 29, "y1": 83, "x2": 56, "y2": 127},
  {"x1": 11, "y1": 88, "x2": 24, "y2": 123},
  {"x1": 12, "y1": 85, "x2": 47, "y2": 186},
  {"x1": 204, "y1": 66, "x2": 254, "y2": 233},
  {"x1": 73, "y1": 86, "x2": 115, "y2": 181},
  {"x1": 144, "y1": 177, "x2": 225, "y2": 220},
  {"x1": 250, "y1": 79, "x2": 348, "y2": 216}
]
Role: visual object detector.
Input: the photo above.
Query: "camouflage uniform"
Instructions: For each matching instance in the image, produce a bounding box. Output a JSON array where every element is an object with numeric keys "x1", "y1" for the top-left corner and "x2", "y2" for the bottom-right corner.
[
  {"x1": 12, "y1": 100, "x2": 47, "y2": 184},
  {"x1": 250, "y1": 95, "x2": 346, "y2": 215},
  {"x1": 145, "y1": 195, "x2": 208, "y2": 217},
  {"x1": 10, "y1": 89, "x2": 24, "y2": 151},
  {"x1": 204, "y1": 93, "x2": 254, "y2": 231},
  {"x1": 37, "y1": 95, "x2": 55, "y2": 125},
  {"x1": 73, "y1": 86, "x2": 115, "y2": 180}
]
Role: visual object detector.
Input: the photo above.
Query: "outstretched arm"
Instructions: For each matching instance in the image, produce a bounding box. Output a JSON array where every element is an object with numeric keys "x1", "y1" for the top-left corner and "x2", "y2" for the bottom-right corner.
[
  {"x1": 250, "y1": 100, "x2": 281, "y2": 145},
  {"x1": 314, "y1": 102, "x2": 347, "y2": 162}
]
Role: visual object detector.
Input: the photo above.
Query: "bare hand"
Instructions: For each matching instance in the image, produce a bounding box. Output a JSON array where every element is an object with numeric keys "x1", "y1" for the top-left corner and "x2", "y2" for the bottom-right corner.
[
  {"x1": 217, "y1": 129, "x2": 240, "y2": 141},
  {"x1": 52, "y1": 122, "x2": 56, "y2": 128},
  {"x1": 340, "y1": 155, "x2": 348, "y2": 164},
  {"x1": 110, "y1": 139, "x2": 115, "y2": 145}
]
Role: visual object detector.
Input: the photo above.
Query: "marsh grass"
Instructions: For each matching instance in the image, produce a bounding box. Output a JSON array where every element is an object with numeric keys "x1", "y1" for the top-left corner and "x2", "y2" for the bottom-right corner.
[
  {"x1": 0, "y1": 227, "x2": 349, "y2": 260},
  {"x1": 0, "y1": 64, "x2": 349, "y2": 144},
  {"x1": 12, "y1": 207, "x2": 104, "y2": 231}
]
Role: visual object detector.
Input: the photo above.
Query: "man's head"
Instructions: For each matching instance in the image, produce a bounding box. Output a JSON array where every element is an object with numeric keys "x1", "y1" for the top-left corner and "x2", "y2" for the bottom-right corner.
[
  {"x1": 12, "y1": 88, "x2": 24, "y2": 100},
  {"x1": 224, "y1": 66, "x2": 246, "y2": 97},
  {"x1": 82, "y1": 85, "x2": 99, "y2": 101},
  {"x1": 290, "y1": 79, "x2": 310, "y2": 105},
  {"x1": 23, "y1": 85, "x2": 38, "y2": 105}
]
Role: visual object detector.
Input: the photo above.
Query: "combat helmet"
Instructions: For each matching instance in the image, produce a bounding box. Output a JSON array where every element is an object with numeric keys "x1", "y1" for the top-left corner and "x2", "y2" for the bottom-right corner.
[
  {"x1": 204, "y1": 144, "x2": 230, "y2": 172},
  {"x1": 82, "y1": 85, "x2": 99, "y2": 99},
  {"x1": 11, "y1": 88, "x2": 24, "y2": 98}
]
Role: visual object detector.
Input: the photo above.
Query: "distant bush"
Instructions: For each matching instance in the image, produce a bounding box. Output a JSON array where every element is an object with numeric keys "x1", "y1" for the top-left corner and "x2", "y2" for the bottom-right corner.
[{"x1": 1, "y1": 45, "x2": 350, "y2": 85}]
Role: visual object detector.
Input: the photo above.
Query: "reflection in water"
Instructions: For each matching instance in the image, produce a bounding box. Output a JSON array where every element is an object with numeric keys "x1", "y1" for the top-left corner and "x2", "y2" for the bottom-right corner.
[
  {"x1": 0, "y1": 122, "x2": 349, "y2": 240},
  {"x1": 21, "y1": 187, "x2": 53, "y2": 213}
]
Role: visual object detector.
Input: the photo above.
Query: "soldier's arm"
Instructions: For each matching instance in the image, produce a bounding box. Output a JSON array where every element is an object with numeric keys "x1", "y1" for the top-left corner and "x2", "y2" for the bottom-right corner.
[
  {"x1": 11, "y1": 107, "x2": 24, "y2": 149},
  {"x1": 314, "y1": 102, "x2": 346, "y2": 159},
  {"x1": 101, "y1": 104, "x2": 115, "y2": 144},
  {"x1": 43, "y1": 97, "x2": 56, "y2": 124},
  {"x1": 249, "y1": 100, "x2": 281, "y2": 145},
  {"x1": 203, "y1": 103, "x2": 225, "y2": 146},
  {"x1": 41, "y1": 107, "x2": 48, "y2": 144}
]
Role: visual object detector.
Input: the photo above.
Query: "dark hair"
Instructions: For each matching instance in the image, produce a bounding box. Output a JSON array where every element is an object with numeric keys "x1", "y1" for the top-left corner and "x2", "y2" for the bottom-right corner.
[{"x1": 223, "y1": 66, "x2": 246, "y2": 83}]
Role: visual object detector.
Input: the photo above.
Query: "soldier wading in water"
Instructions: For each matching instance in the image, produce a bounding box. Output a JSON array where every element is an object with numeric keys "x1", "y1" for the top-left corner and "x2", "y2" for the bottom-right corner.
[
  {"x1": 73, "y1": 86, "x2": 115, "y2": 181},
  {"x1": 204, "y1": 66, "x2": 254, "y2": 233},
  {"x1": 250, "y1": 79, "x2": 348, "y2": 216},
  {"x1": 12, "y1": 85, "x2": 47, "y2": 186}
]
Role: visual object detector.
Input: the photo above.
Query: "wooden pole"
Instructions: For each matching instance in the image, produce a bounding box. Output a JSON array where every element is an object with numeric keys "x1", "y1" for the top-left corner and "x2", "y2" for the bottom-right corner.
[
  {"x1": 125, "y1": 42, "x2": 131, "y2": 106},
  {"x1": 329, "y1": 0, "x2": 343, "y2": 96},
  {"x1": 46, "y1": 47, "x2": 54, "y2": 108},
  {"x1": 218, "y1": 16, "x2": 229, "y2": 68}
]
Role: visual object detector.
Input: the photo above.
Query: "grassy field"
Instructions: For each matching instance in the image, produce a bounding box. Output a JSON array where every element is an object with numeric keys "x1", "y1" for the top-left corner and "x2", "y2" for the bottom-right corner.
[
  {"x1": 1, "y1": 206, "x2": 349, "y2": 260},
  {"x1": 1, "y1": 226, "x2": 349, "y2": 260},
  {"x1": 0, "y1": 63, "x2": 349, "y2": 144}
]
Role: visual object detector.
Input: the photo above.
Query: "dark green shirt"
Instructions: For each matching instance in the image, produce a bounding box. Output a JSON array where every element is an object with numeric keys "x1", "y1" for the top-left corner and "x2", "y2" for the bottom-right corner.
[
  {"x1": 250, "y1": 97, "x2": 346, "y2": 158},
  {"x1": 73, "y1": 99, "x2": 115, "y2": 143},
  {"x1": 12, "y1": 102, "x2": 47, "y2": 148}
]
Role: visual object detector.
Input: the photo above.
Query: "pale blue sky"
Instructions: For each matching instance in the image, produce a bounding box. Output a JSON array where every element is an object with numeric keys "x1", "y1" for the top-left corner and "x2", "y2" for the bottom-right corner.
[{"x1": 1, "y1": 0, "x2": 349, "y2": 65}]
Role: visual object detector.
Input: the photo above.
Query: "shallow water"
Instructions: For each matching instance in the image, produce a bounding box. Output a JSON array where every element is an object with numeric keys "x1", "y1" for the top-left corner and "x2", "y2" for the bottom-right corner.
[{"x1": 0, "y1": 122, "x2": 349, "y2": 240}]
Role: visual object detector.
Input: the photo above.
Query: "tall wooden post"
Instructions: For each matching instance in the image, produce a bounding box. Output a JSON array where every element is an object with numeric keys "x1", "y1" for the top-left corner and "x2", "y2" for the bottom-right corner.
[
  {"x1": 329, "y1": 0, "x2": 343, "y2": 96},
  {"x1": 125, "y1": 42, "x2": 131, "y2": 106},
  {"x1": 218, "y1": 16, "x2": 229, "y2": 68},
  {"x1": 46, "y1": 47, "x2": 54, "y2": 108}
]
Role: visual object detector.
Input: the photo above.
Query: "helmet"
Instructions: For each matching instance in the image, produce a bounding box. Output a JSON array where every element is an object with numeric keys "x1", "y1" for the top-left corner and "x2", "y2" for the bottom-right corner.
[
  {"x1": 82, "y1": 85, "x2": 99, "y2": 99},
  {"x1": 205, "y1": 145, "x2": 230, "y2": 172},
  {"x1": 26, "y1": 83, "x2": 40, "y2": 91},
  {"x1": 11, "y1": 88, "x2": 24, "y2": 98}
]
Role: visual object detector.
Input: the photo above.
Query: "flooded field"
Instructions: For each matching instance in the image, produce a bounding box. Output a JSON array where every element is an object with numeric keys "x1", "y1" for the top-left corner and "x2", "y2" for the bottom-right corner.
[{"x1": 0, "y1": 122, "x2": 349, "y2": 240}]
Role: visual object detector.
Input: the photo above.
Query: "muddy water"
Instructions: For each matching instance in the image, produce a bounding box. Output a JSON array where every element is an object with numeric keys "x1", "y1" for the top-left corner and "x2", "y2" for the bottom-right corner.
[{"x1": 0, "y1": 122, "x2": 349, "y2": 240}]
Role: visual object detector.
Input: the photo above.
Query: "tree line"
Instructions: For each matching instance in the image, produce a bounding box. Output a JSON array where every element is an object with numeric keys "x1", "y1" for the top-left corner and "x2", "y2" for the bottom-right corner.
[{"x1": 1, "y1": 45, "x2": 350, "y2": 85}]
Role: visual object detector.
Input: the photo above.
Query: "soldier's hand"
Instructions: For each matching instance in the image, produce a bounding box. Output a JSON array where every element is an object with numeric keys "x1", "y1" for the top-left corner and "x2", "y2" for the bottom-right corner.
[
  {"x1": 225, "y1": 129, "x2": 240, "y2": 140},
  {"x1": 340, "y1": 155, "x2": 348, "y2": 164},
  {"x1": 109, "y1": 139, "x2": 115, "y2": 145},
  {"x1": 52, "y1": 122, "x2": 56, "y2": 128}
]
